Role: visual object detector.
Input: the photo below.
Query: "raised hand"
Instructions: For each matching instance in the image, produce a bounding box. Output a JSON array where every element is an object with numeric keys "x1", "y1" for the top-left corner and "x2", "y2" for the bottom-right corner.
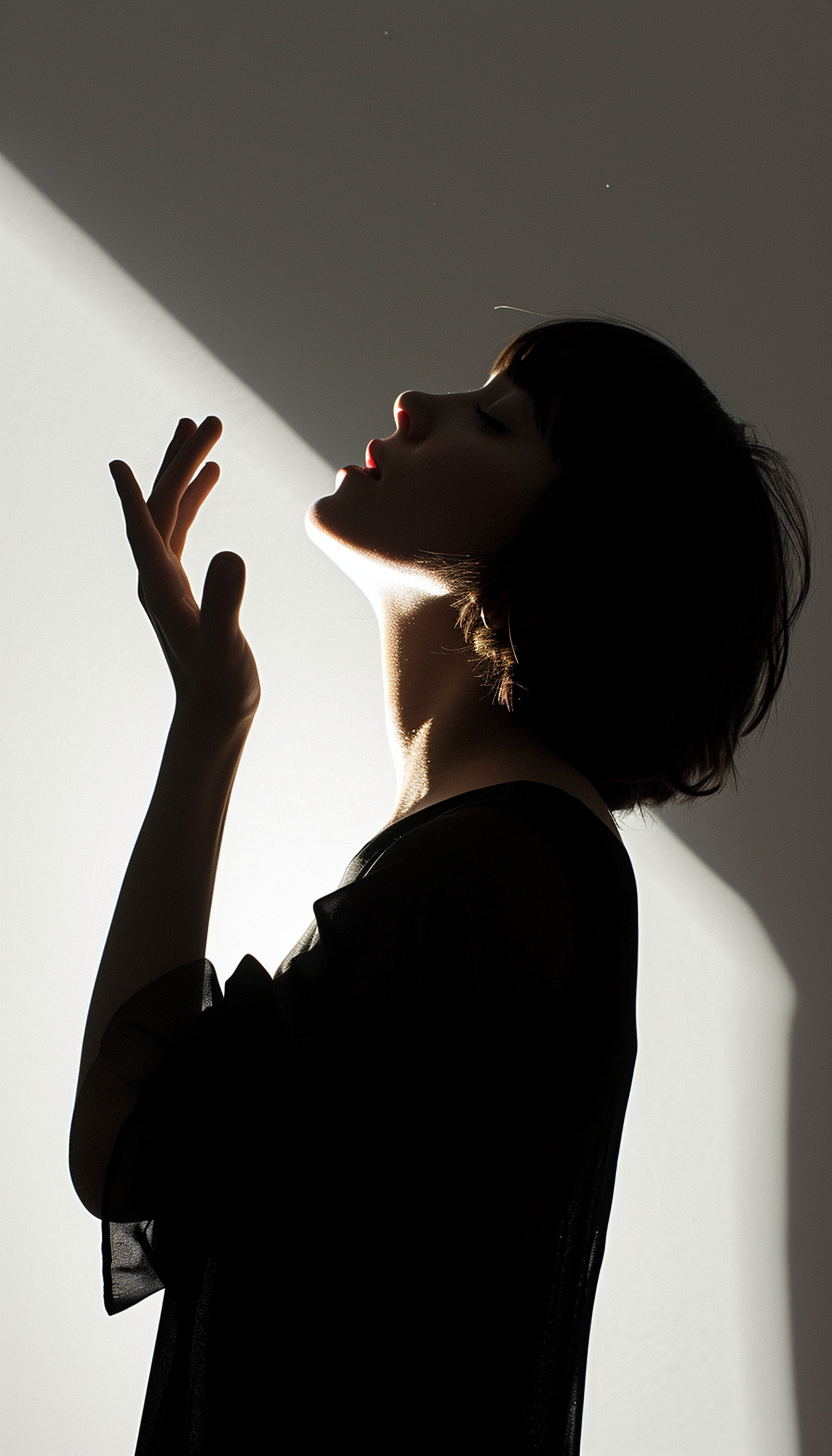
[{"x1": 109, "y1": 416, "x2": 261, "y2": 731}]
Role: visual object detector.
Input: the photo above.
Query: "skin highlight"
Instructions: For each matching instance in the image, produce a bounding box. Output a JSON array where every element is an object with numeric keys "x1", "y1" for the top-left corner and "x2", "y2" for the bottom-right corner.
[{"x1": 306, "y1": 377, "x2": 622, "y2": 842}]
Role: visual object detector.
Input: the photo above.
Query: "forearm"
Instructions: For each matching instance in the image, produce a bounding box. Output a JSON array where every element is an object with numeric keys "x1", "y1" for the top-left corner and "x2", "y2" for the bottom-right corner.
[
  {"x1": 75, "y1": 706, "x2": 252, "y2": 1096},
  {"x1": 70, "y1": 706, "x2": 253, "y2": 1215}
]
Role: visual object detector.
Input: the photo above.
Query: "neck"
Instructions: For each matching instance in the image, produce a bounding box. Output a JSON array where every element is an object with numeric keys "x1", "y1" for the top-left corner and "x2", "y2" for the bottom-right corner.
[{"x1": 373, "y1": 589, "x2": 578, "y2": 825}]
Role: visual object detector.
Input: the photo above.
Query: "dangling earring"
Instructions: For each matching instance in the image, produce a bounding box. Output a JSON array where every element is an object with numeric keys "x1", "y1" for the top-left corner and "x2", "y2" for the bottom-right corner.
[
  {"x1": 481, "y1": 603, "x2": 519, "y2": 666},
  {"x1": 506, "y1": 604, "x2": 519, "y2": 666}
]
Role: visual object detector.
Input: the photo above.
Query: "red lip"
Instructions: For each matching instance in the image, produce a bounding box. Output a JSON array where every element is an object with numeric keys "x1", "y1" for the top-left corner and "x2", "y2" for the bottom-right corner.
[
  {"x1": 365, "y1": 439, "x2": 383, "y2": 478},
  {"x1": 338, "y1": 464, "x2": 378, "y2": 481}
]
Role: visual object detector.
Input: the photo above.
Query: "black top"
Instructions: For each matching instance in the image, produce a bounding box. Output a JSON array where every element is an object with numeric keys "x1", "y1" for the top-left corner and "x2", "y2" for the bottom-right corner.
[{"x1": 98, "y1": 782, "x2": 638, "y2": 1454}]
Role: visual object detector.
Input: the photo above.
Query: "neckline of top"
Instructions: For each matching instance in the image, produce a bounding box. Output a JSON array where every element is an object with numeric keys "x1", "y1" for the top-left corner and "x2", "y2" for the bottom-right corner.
[{"x1": 365, "y1": 780, "x2": 626, "y2": 857}]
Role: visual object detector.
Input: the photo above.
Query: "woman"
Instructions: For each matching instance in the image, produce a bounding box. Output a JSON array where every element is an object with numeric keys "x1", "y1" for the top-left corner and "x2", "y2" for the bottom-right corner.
[{"x1": 69, "y1": 317, "x2": 812, "y2": 1453}]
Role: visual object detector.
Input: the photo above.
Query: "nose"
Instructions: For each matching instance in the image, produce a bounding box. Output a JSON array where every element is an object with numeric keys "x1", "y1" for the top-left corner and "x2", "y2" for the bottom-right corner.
[{"x1": 394, "y1": 390, "x2": 431, "y2": 439}]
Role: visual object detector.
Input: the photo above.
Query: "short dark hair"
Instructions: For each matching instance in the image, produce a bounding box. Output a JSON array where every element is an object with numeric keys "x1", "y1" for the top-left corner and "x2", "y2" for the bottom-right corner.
[{"x1": 414, "y1": 315, "x2": 814, "y2": 813}]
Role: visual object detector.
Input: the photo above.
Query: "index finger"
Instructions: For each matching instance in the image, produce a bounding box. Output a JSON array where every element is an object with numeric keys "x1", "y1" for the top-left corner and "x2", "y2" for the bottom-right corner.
[{"x1": 110, "y1": 458, "x2": 177, "y2": 584}]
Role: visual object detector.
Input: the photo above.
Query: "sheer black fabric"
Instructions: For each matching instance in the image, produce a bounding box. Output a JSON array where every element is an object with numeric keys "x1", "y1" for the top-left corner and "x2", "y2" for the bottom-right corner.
[{"x1": 98, "y1": 782, "x2": 638, "y2": 1453}]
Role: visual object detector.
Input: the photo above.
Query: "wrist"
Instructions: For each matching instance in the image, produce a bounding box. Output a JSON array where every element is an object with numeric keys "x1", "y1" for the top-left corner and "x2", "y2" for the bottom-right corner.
[
  {"x1": 169, "y1": 700, "x2": 255, "y2": 766},
  {"x1": 173, "y1": 692, "x2": 256, "y2": 738}
]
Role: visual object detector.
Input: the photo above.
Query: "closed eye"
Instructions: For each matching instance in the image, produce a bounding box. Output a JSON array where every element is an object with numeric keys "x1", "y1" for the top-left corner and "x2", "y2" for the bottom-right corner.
[{"x1": 476, "y1": 404, "x2": 508, "y2": 433}]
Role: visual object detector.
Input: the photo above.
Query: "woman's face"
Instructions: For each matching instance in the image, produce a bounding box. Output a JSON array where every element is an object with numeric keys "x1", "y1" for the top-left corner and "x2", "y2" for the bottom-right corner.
[{"x1": 306, "y1": 374, "x2": 559, "y2": 575}]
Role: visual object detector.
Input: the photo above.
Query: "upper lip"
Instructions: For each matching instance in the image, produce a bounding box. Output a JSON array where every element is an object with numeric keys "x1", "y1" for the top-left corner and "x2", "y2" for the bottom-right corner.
[{"x1": 365, "y1": 439, "x2": 383, "y2": 476}]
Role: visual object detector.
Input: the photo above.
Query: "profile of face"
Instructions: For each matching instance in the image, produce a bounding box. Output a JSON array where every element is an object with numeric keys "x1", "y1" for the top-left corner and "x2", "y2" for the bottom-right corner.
[{"x1": 305, "y1": 375, "x2": 560, "y2": 600}]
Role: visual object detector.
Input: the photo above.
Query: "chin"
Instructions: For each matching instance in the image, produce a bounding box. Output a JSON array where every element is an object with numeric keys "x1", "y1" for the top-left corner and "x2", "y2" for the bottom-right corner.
[
  {"x1": 305, "y1": 493, "x2": 338, "y2": 530},
  {"x1": 304, "y1": 496, "x2": 362, "y2": 564}
]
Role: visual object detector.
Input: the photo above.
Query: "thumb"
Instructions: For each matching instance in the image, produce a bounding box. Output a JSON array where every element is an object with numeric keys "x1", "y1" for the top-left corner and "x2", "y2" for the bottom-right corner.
[{"x1": 200, "y1": 553, "x2": 246, "y2": 638}]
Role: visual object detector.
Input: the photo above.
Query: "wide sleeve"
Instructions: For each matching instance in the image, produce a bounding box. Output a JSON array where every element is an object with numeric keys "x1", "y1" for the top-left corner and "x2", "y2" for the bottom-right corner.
[
  {"x1": 99, "y1": 802, "x2": 583, "y2": 1317},
  {"x1": 80, "y1": 958, "x2": 221, "y2": 1312}
]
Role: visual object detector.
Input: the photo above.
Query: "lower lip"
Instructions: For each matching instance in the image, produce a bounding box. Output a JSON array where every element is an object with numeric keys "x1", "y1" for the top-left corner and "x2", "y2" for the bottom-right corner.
[{"x1": 337, "y1": 465, "x2": 379, "y2": 484}]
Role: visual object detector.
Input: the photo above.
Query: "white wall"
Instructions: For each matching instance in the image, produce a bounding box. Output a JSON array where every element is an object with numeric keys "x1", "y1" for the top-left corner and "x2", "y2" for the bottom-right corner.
[
  {"x1": 0, "y1": 154, "x2": 798, "y2": 1454},
  {"x1": 586, "y1": 814, "x2": 797, "y2": 1454}
]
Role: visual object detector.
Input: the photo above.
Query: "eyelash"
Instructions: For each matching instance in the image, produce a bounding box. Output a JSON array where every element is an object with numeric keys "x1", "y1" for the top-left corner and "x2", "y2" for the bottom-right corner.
[{"x1": 476, "y1": 405, "x2": 508, "y2": 433}]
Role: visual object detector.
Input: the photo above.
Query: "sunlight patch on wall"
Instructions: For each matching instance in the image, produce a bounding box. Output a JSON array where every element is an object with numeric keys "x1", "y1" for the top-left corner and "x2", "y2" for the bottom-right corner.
[{"x1": 0, "y1": 152, "x2": 798, "y2": 1454}]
